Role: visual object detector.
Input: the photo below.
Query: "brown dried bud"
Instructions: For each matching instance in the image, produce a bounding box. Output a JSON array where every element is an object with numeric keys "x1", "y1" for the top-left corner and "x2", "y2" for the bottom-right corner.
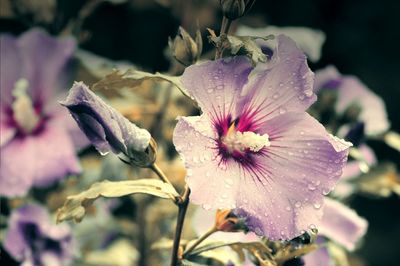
[
  {"x1": 169, "y1": 26, "x2": 202, "y2": 66},
  {"x1": 215, "y1": 209, "x2": 241, "y2": 232},
  {"x1": 220, "y1": 0, "x2": 256, "y2": 20}
]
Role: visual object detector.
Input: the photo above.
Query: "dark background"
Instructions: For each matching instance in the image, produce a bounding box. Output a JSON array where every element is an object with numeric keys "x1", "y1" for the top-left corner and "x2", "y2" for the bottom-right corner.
[{"x1": 1, "y1": 0, "x2": 399, "y2": 265}]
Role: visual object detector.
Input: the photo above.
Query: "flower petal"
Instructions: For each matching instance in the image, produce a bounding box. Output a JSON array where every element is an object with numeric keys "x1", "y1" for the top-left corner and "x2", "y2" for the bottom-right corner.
[
  {"x1": 4, "y1": 204, "x2": 73, "y2": 265},
  {"x1": 319, "y1": 198, "x2": 368, "y2": 251},
  {"x1": 0, "y1": 34, "x2": 21, "y2": 106},
  {"x1": 173, "y1": 115, "x2": 240, "y2": 209},
  {"x1": 235, "y1": 112, "x2": 350, "y2": 239},
  {"x1": 336, "y1": 77, "x2": 389, "y2": 135},
  {"x1": 315, "y1": 66, "x2": 390, "y2": 136},
  {"x1": 181, "y1": 56, "x2": 252, "y2": 121},
  {"x1": 238, "y1": 35, "x2": 316, "y2": 129},
  {"x1": 303, "y1": 242, "x2": 334, "y2": 266},
  {"x1": 0, "y1": 121, "x2": 81, "y2": 197},
  {"x1": 0, "y1": 111, "x2": 16, "y2": 147},
  {"x1": 17, "y1": 28, "x2": 75, "y2": 104},
  {"x1": 61, "y1": 82, "x2": 151, "y2": 156},
  {"x1": 236, "y1": 25, "x2": 326, "y2": 62}
]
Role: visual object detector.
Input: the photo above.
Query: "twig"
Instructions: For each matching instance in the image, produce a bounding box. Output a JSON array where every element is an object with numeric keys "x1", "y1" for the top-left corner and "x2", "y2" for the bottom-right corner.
[{"x1": 183, "y1": 226, "x2": 218, "y2": 257}]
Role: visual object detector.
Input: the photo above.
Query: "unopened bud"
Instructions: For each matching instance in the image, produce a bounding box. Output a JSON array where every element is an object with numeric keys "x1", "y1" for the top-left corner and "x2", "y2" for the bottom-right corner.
[
  {"x1": 220, "y1": 0, "x2": 256, "y2": 20},
  {"x1": 169, "y1": 27, "x2": 202, "y2": 66},
  {"x1": 127, "y1": 137, "x2": 157, "y2": 168}
]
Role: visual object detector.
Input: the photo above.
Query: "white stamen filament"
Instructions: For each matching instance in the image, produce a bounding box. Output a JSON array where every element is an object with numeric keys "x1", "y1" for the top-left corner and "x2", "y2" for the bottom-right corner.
[
  {"x1": 12, "y1": 78, "x2": 40, "y2": 134},
  {"x1": 222, "y1": 131, "x2": 270, "y2": 152}
]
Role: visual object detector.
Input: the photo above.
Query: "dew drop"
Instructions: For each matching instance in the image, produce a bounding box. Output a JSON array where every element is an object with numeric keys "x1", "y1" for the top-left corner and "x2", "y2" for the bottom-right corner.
[
  {"x1": 304, "y1": 89, "x2": 313, "y2": 97},
  {"x1": 273, "y1": 93, "x2": 279, "y2": 99},
  {"x1": 295, "y1": 201, "x2": 302, "y2": 208},
  {"x1": 313, "y1": 203, "x2": 321, "y2": 209},
  {"x1": 307, "y1": 184, "x2": 316, "y2": 191},
  {"x1": 202, "y1": 204, "x2": 212, "y2": 210},
  {"x1": 285, "y1": 206, "x2": 292, "y2": 211},
  {"x1": 279, "y1": 108, "x2": 286, "y2": 114},
  {"x1": 207, "y1": 88, "x2": 214, "y2": 93},
  {"x1": 224, "y1": 178, "x2": 234, "y2": 186}
]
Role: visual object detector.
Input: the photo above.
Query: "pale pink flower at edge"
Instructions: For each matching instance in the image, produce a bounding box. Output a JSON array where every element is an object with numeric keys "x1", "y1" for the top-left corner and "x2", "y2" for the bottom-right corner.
[
  {"x1": 173, "y1": 35, "x2": 352, "y2": 240},
  {"x1": 0, "y1": 29, "x2": 88, "y2": 197}
]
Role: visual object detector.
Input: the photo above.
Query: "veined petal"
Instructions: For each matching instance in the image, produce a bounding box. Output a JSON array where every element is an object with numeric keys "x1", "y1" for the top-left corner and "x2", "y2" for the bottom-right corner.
[
  {"x1": 173, "y1": 115, "x2": 240, "y2": 209},
  {"x1": 17, "y1": 28, "x2": 75, "y2": 104},
  {"x1": 0, "y1": 122, "x2": 81, "y2": 197},
  {"x1": 181, "y1": 56, "x2": 252, "y2": 122},
  {"x1": 238, "y1": 35, "x2": 316, "y2": 129},
  {"x1": 319, "y1": 198, "x2": 368, "y2": 251},
  {"x1": 236, "y1": 113, "x2": 351, "y2": 239}
]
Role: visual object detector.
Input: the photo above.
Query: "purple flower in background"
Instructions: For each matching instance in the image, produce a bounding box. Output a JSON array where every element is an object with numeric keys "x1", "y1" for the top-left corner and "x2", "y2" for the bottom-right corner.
[
  {"x1": 3, "y1": 204, "x2": 74, "y2": 266},
  {"x1": 173, "y1": 35, "x2": 351, "y2": 240},
  {"x1": 314, "y1": 66, "x2": 390, "y2": 137},
  {"x1": 61, "y1": 82, "x2": 151, "y2": 164},
  {"x1": 303, "y1": 197, "x2": 368, "y2": 265},
  {"x1": 0, "y1": 29, "x2": 86, "y2": 197}
]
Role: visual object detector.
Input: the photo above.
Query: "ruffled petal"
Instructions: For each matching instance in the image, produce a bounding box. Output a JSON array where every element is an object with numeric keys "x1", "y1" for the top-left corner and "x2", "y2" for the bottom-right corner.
[
  {"x1": 236, "y1": 25, "x2": 326, "y2": 62},
  {"x1": 0, "y1": 121, "x2": 81, "y2": 197},
  {"x1": 319, "y1": 198, "x2": 368, "y2": 251},
  {"x1": 235, "y1": 112, "x2": 351, "y2": 239},
  {"x1": 17, "y1": 29, "x2": 75, "y2": 104},
  {"x1": 181, "y1": 56, "x2": 252, "y2": 121},
  {"x1": 0, "y1": 34, "x2": 22, "y2": 106},
  {"x1": 238, "y1": 35, "x2": 316, "y2": 129},
  {"x1": 173, "y1": 115, "x2": 240, "y2": 209}
]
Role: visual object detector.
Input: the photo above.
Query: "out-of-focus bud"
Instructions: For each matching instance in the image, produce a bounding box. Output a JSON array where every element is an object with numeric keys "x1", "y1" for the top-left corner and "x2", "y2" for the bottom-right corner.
[
  {"x1": 220, "y1": 0, "x2": 256, "y2": 20},
  {"x1": 215, "y1": 209, "x2": 244, "y2": 232},
  {"x1": 169, "y1": 26, "x2": 202, "y2": 66}
]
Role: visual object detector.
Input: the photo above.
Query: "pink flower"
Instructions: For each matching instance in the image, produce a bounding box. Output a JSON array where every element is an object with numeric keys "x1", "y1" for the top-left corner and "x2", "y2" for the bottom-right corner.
[
  {"x1": 0, "y1": 29, "x2": 86, "y2": 197},
  {"x1": 173, "y1": 35, "x2": 351, "y2": 240}
]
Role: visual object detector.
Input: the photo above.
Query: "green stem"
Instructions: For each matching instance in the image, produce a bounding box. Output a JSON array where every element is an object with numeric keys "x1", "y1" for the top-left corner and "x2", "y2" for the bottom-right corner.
[
  {"x1": 183, "y1": 226, "x2": 218, "y2": 257},
  {"x1": 170, "y1": 187, "x2": 190, "y2": 266}
]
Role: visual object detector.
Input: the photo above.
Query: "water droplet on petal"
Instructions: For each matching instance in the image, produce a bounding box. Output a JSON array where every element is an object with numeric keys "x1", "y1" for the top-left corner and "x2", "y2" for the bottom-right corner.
[
  {"x1": 295, "y1": 201, "x2": 302, "y2": 208},
  {"x1": 308, "y1": 184, "x2": 316, "y2": 191},
  {"x1": 313, "y1": 203, "x2": 321, "y2": 209},
  {"x1": 202, "y1": 204, "x2": 212, "y2": 210}
]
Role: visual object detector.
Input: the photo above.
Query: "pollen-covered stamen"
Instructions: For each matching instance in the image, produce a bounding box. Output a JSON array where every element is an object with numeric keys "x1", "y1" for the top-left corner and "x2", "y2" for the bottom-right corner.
[
  {"x1": 222, "y1": 128, "x2": 270, "y2": 153},
  {"x1": 12, "y1": 78, "x2": 40, "y2": 134}
]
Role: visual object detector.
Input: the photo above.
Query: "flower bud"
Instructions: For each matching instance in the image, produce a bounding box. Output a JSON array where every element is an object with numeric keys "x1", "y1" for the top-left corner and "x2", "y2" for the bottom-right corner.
[
  {"x1": 220, "y1": 0, "x2": 256, "y2": 20},
  {"x1": 61, "y1": 82, "x2": 154, "y2": 167},
  {"x1": 169, "y1": 27, "x2": 202, "y2": 66}
]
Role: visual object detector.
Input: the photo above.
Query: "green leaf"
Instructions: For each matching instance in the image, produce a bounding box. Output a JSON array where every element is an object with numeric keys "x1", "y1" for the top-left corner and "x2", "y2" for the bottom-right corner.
[
  {"x1": 92, "y1": 69, "x2": 192, "y2": 100},
  {"x1": 56, "y1": 179, "x2": 179, "y2": 223}
]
